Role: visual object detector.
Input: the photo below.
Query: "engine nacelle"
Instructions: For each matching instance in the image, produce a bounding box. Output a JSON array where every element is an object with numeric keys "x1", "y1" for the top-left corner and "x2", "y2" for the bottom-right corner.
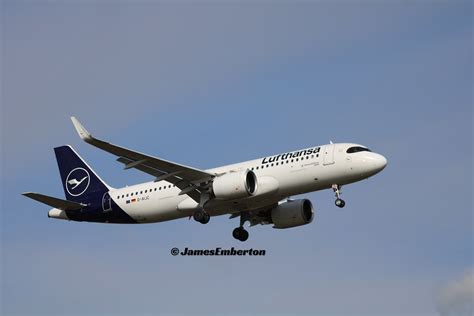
[
  {"x1": 271, "y1": 199, "x2": 314, "y2": 229},
  {"x1": 212, "y1": 170, "x2": 257, "y2": 200}
]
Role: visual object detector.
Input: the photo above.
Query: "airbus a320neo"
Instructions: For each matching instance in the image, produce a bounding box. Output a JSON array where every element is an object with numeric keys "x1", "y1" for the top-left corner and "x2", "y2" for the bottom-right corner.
[{"x1": 24, "y1": 117, "x2": 387, "y2": 241}]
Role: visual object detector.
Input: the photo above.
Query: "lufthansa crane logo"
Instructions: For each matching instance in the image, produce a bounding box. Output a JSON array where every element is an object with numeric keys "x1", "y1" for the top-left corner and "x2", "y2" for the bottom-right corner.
[{"x1": 65, "y1": 168, "x2": 90, "y2": 196}]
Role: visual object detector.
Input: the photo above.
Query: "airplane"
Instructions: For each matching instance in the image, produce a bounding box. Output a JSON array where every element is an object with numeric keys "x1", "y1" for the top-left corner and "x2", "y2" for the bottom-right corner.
[{"x1": 23, "y1": 117, "x2": 387, "y2": 241}]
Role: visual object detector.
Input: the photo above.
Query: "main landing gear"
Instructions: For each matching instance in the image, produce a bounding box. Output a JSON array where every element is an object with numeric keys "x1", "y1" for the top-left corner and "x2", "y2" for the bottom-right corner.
[
  {"x1": 232, "y1": 212, "x2": 249, "y2": 242},
  {"x1": 332, "y1": 184, "x2": 346, "y2": 208},
  {"x1": 193, "y1": 209, "x2": 210, "y2": 224},
  {"x1": 233, "y1": 227, "x2": 249, "y2": 242},
  {"x1": 193, "y1": 192, "x2": 211, "y2": 224}
]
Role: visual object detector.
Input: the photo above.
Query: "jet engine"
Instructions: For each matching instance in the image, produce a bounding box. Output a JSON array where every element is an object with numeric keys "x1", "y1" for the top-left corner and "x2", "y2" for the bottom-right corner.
[
  {"x1": 211, "y1": 170, "x2": 257, "y2": 200},
  {"x1": 271, "y1": 199, "x2": 314, "y2": 229}
]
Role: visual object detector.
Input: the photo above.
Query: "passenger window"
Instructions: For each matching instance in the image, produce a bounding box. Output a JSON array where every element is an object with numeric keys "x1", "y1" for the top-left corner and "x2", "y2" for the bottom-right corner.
[
  {"x1": 126, "y1": 194, "x2": 129, "y2": 197},
  {"x1": 117, "y1": 196, "x2": 120, "y2": 199},
  {"x1": 131, "y1": 193, "x2": 134, "y2": 196}
]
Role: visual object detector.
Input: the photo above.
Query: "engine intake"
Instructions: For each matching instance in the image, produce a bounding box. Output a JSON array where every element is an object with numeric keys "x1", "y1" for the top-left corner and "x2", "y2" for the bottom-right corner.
[
  {"x1": 212, "y1": 170, "x2": 257, "y2": 200},
  {"x1": 271, "y1": 199, "x2": 314, "y2": 229}
]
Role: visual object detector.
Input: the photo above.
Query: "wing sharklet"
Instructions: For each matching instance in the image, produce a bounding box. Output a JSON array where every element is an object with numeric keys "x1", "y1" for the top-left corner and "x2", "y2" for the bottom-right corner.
[{"x1": 71, "y1": 116, "x2": 93, "y2": 141}]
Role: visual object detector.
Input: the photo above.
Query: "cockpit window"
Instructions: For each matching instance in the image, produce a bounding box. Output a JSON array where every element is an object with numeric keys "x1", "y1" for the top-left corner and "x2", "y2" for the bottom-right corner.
[{"x1": 346, "y1": 146, "x2": 371, "y2": 154}]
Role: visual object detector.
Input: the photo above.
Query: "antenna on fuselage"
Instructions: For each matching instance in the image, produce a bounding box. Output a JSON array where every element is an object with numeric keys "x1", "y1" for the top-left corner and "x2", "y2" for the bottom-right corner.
[{"x1": 329, "y1": 140, "x2": 333, "y2": 144}]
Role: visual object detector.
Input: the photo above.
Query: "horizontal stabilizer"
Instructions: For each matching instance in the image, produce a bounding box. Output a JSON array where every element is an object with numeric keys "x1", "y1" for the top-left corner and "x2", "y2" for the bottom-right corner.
[{"x1": 22, "y1": 192, "x2": 86, "y2": 211}]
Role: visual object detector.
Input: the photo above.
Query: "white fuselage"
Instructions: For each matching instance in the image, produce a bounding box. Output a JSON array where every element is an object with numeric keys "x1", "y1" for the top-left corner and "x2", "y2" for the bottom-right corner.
[{"x1": 109, "y1": 143, "x2": 387, "y2": 223}]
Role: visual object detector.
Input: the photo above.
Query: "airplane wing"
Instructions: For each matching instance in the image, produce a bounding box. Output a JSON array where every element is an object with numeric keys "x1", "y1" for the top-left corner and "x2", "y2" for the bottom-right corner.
[
  {"x1": 71, "y1": 117, "x2": 214, "y2": 203},
  {"x1": 22, "y1": 192, "x2": 86, "y2": 211}
]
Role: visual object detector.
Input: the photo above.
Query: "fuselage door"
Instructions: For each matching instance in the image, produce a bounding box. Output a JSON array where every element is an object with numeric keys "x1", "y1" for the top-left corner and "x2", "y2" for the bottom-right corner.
[
  {"x1": 102, "y1": 192, "x2": 112, "y2": 212},
  {"x1": 323, "y1": 144, "x2": 335, "y2": 165}
]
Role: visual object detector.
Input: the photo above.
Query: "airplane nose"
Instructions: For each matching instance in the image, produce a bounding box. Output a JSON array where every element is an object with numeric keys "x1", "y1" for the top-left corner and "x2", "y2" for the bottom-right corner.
[{"x1": 373, "y1": 154, "x2": 387, "y2": 172}]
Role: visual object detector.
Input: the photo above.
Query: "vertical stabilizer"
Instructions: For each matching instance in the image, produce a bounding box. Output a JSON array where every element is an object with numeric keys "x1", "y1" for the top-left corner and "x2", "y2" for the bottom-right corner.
[{"x1": 54, "y1": 145, "x2": 110, "y2": 203}]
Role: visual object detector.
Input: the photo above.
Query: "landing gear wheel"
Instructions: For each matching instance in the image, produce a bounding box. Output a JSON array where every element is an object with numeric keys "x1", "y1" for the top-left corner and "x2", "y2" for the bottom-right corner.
[
  {"x1": 332, "y1": 184, "x2": 346, "y2": 208},
  {"x1": 193, "y1": 210, "x2": 204, "y2": 222},
  {"x1": 232, "y1": 227, "x2": 249, "y2": 242},
  {"x1": 193, "y1": 210, "x2": 210, "y2": 224},
  {"x1": 200, "y1": 213, "x2": 210, "y2": 224},
  {"x1": 240, "y1": 229, "x2": 249, "y2": 241},
  {"x1": 335, "y1": 198, "x2": 345, "y2": 208},
  {"x1": 232, "y1": 227, "x2": 242, "y2": 240}
]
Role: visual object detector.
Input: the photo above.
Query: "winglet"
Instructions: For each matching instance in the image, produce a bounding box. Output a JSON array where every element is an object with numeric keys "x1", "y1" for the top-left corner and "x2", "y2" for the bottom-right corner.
[{"x1": 71, "y1": 116, "x2": 93, "y2": 142}]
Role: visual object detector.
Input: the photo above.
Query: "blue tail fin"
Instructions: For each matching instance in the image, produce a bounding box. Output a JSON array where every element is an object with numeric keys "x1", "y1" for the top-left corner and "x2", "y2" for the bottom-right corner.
[{"x1": 54, "y1": 145, "x2": 110, "y2": 203}]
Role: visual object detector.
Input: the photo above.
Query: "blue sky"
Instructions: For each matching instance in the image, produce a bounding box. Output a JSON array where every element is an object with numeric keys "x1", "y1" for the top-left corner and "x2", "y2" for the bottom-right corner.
[{"x1": 1, "y1": 1, "x2": 472, "y2": 315}]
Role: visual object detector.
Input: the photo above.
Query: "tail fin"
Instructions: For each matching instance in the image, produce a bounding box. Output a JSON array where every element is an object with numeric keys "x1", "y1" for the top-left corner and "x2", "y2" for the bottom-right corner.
[{"x1": 54, "y1": 145, "x2": 111, "y2": 203}]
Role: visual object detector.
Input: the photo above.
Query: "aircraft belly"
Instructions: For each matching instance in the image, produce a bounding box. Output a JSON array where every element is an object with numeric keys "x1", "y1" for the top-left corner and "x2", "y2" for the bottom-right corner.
[
  {"x1": 122, "y1": 195, "x2": 190, "y2": 223},
  {"x1": 205, "y1": 195, "x2": 281, "y2": 216}
]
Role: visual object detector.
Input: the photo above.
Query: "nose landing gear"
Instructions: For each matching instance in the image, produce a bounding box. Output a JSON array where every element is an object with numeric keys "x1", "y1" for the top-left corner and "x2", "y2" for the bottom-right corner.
[
  {"x1": 332, "y1": 184, "x2": 346, "y2": 208},
  {"x1": 335, "y1": 198, "x2": 345, "y2": 208}
]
